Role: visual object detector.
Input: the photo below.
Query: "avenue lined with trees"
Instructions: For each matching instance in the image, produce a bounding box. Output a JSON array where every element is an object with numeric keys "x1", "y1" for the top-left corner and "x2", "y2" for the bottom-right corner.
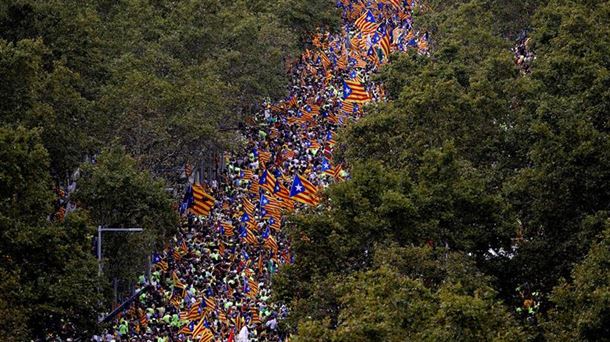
[{"x1": 1, "y1": 0, "x2": 608, "y2": 340}]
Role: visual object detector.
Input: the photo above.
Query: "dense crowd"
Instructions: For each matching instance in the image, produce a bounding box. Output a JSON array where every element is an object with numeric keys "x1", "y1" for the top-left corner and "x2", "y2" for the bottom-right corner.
[{"x1": 98, "y1": 1, "x2": 428, "y2": 341}]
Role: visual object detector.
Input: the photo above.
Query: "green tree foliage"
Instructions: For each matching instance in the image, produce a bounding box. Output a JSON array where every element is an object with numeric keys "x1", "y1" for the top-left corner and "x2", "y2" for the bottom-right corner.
[
  {"x1": 544, "y1": 223, "x2": 610, "y2": 340},
  {"x1": 290, "y1": 247, "x2": 525, "y2": 341},
  {"x1": 0, "y1": 0, "x2": 340, "y2": 178},
  {"x1": 281, "y1": 144, "x2": 513, "y2": 288},
  {"x1": 420, "y1": 0, "x2": 548, "y2": 39},
  {"x1": 0, "y1": 38, "x2": 92, "y2": 179},
  {"x1": 275, "y1": 0, "x2": 340, "y2": 43},
  {"x1": 505, "y1": 0, "x2": 610, "y2": 293},
  {"x1": 75, "y1": 147, "x2": 178, "y2": 288},
  {"x1": 94, "y1": 0, "x2": 294, "y2": 173},
  {"x1": 0, "y1": 127, "x2": 103, "y2": 340}
]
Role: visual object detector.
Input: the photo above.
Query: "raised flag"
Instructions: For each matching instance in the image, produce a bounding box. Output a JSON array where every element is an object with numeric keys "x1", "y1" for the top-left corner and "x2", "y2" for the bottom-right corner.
[
  {"x1": 139, "y1": 312, "x2": 148, "y2": 328},
  {"x1": 299, "y1": 109, "x2": 314, "y2": 122},
  {"x1": 326, "y1": 131, "x2": 337, "y2": 146},
  {"x1": 218, "y1": 241, "x2": 225, "y2": 256},
  {"x1": 327, "y1": 112, "x2": 339, "y2": 124},
  {"x1": 170, "y1": 291, "x2": 182, "y2": 308},
  {"x1": 289, "y1": 174, "x2": 319, "y2": 206},
  {"x1": 418, "y1": 34, "x2": 429, "y2": 51},
  {"x1": 249, "y1": 180, "x2": 260, "y2": 194},
  {"x1": 308, "y1": 140, "x2": 321, "y2": 151},
  {"x1": 191, "y1": 184, "x2": 215, "y2": 216},
  {"x1": 355, "y1": 10, "x2": 379, "y2": 35},
  {"x1": 341, "y1": 100, "x2": 355, "y2": 113},
  {"x1": 371, "y1": 32, "x2": 381, "y2": 44},
  {"x1": 355, "y1": 55, "x2": 368, "y2": 68},
  {"x1": 172, "y1": 271, "x2": 186, "y2": 289},
  {"x1": 342, "y1": 79, "x2": 371, "y2": 103},
  {"x1": 319, "y1": 51, "x2": 332, "y2": 69},
  {"x1": 288, "y1": 95, "x2": 298, "y2": 108},
  {"x1": 242, "y1": 198, "x2": 255, "y2": 216},
  {"x1": 337, "y1": 53, "x2": 348, "y2": 70},
  {"x1": 260, "y1": 195, "x2": 282, "y2": 213},
  {"x1": 218, "y1": 310, "x2": 228, "y2": 324},
  {"x1": 245, "y1": 227, "x2": 258, "y2": 245},
  {"x1": 389, "y1": 0, "x2": 402, "y2": 9},
  {"x1": 178, "y1": 321, "x2": 195, "y2": 335},
  {"x1": 234, "y1": 313, "x2": 244, "y2": 332},
  {"x1": 193, "y1": 320, "x2": 213, "y2": 342},
  {"x1": 268, "y1": 216, "x2": 281, "y2": 231},
  {"x1": 172, "y1": 249, "x2": 182, "y2": 262},
  {"x1": 242, "y1": 169, "x2": 254, "y2": 180},
  {"x1": 180, "y1": 302, "x2": 204, "y2": 322},
  {"x1": 259, "y1": 194, "x2": 270, "y2": 208},
  {"x1": 305, "y1": 103, "x2": 321, "y2": 116},
  {"x1": 328, "y1": 164, "x2": 344, "y2": 181},
  {"x1": 156, "y1": 259, "x2": 168, "y2": 272},
  {"x1": 250, "y1": 307, "x2": 261, "y2": 324},
  {"x1": 264, "y1": 235, "x2": 279, "y2": 253},
  {"x1": 221, "y1": 221, "x2": 234, "y2": 237},
  {"x1": 287, "y1": 116, "x2": 300, "y2": 126},
  {"x1": 247, "y1": 278, "x2": 259, "y2": 298},
  {"x1": 258, "y1": 151, "x2": 272, "y2": 164},
  {"x1": 274, "y1": 182, "x2": 293, "y2": 207},
  {"x1": 204, "y1": 297, "x2": 216, "y2": 312},
  {"x1": 259, "y1": 169, "x2": 277, "y2": 193},
  {"x1": 379, "y1": 33, "x2": 392, "y2": 60}
]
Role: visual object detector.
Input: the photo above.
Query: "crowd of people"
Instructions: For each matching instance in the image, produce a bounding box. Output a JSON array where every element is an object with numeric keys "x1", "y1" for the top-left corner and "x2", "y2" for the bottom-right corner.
[
  {"x1": 513, "y1": 31, "x2": 535, "y2": 73},
  {"x1": 99, "y1": 1, "x2": 428, "y2": 341}
]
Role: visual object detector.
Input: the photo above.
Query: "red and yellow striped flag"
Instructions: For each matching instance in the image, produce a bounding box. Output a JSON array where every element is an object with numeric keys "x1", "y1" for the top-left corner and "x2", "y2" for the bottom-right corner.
[
  {"x1": 221, "y1": 222, "x2": 234, "y2": 237},
  {"x1": 191, "y1": 184, "x2": 215, "y2": 216},
  {"x1": 343, "y1": 79, "x2": 371, "y2": 103}
]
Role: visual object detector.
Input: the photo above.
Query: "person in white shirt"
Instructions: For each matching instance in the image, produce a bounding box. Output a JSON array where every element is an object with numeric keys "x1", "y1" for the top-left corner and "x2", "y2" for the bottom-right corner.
[{"x1": 236, "y1": 325, "x2": 249, "y2": 342}]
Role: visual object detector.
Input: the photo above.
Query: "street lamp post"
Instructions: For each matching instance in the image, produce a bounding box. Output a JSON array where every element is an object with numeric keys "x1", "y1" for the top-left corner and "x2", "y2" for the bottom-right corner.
[{"x1": 97, "y1": 226, "x2": 143, "y2": 275}]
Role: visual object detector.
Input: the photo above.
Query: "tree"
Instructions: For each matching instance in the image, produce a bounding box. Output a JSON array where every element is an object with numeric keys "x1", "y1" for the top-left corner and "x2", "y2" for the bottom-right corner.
[
  {"x1": 0, "y1": 0, "x2": 340, "y2": 337},
  {"x1": 291, "y1": 247, "x2": 525, "y2": 341},
  {"x1": 93, "y1": 0, "x2": 314, "y2": 175},
  {"x1": 278, "y1": 144, "x2": 515, "y2": 306},
  {"x1": 277, "y1": 1, "x2": 521, "y2": 333},
  {"x1": 274, "y1": 0, "x2": 340, "y2": 43},
  {"x1": 420, "y1": 0, "x2": 548, "y2": 39},
  {"x1": 543, "y1": 223, "x2": 610, "y2": 341},
  {"x1": 1, "y1": 0, "x2": 323, "y2": 179},
  {"x1": 0, "y1": 126, "x2": 104, "y2": 340},
  {"x1": 0, "y1": 37, "x2": 92, "y2": 179},
  {"x1": 74, "y1": 147, "x2": 178, "y2": 297},
  {"x1": 503, "y1": 0, "x2": 610, "y2": 294}
]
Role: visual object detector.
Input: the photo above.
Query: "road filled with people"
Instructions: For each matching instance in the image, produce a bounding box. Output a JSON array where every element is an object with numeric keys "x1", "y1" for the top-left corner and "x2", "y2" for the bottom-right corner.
[{"x1": 103, "y1": 1, "x2": 428, "y2": 341}]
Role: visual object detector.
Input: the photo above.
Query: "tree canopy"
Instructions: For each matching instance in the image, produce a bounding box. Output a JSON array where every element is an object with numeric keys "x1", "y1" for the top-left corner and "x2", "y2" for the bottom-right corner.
[
  {"x1": 0, "y1": 0, "x2": 339, "y2": 178},
  {"x1": 0, "y1": 126, "x2": 104, "y2": 340}
]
